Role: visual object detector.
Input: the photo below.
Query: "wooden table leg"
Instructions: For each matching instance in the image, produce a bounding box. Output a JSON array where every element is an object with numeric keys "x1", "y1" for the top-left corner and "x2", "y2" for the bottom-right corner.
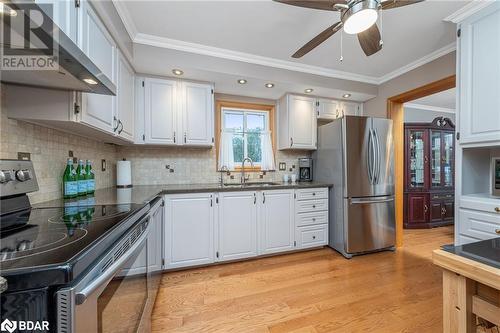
[{"x1": 443, "y1": 270, "x2": 477, "y2": 332}]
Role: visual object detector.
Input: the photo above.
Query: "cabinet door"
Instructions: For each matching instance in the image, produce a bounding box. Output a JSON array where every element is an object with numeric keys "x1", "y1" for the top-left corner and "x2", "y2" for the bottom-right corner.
[
  {"x1": 407, "y1": 194, "x2": 428, "y2": 224},
  {"x1": 218, "y1": 192, "x2": 258, "y2": 261},
  {"x1": 317, "y1": 98, "x2": 340, "y2": 120},
  {"x1": 289, "y1": 95, "x2": 317, "y2": 149},
  {"x1": 429, "y1": 130, "x2": 442, "y2": 189},
  {"x1": 443, "y1": 201, "x2": 454, "y2": 221},
  {"x1": 36, "y1": 0, "x2": 78, "y2": 43},
  {"x1": 79, "y1": 0, "x2": 116, "y2": 133},
  {"x1": 430, "y1": 201, "x2": 443, "y2": 223},
  {"x1": 259, "y1": 190, "x2": 295, "y2": 255},
  {"x1": 459, "y1": 3, "x2": 500, "y2": 144},
  {"x1": 180, "y1": 82, "x2": 214, "y2": 146},
  {"x1": 144, "y1": 78, "x2": 177, "y2": 144},
  {"x1": 441, "y1": 131, "x2": 454, "y2": 189},
  {"x1": 116, "y1": 52, "x2": 135, "y2": 142},
  {"x1": 164, "y1": 193, "x2": 215, "y2": 269},
  {"x1": 405, "y1": 129, "x2": 428, "y2": 191},
  {"x1": 341, "y1": 102, "x2": 360, "y2": 116}
]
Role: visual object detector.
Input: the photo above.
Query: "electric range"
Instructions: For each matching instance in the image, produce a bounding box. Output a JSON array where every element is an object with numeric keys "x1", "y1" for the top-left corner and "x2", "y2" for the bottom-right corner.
[{"x1": 0, "y1": 159, "x2": 152, "y2": 332}]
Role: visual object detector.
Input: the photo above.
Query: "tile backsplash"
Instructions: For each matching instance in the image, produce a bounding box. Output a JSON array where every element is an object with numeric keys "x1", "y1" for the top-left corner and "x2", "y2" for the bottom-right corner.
[
  {"x1": 1, "y1": 87, "x2": 311, "y2": 203},
  {"x1": 0, "y1": 86, "x2": 118, "y2": 203}
]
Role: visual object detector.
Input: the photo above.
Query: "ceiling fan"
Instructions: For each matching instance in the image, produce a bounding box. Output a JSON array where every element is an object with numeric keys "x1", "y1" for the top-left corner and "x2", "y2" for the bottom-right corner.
[{"x1": 275, "y1": 0, "x2": 424, "y2": 58}]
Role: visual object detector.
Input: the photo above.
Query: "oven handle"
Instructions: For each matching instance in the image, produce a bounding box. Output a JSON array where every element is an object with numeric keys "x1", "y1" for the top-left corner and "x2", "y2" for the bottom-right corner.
[{"x1": 75, "y1": 219, "x2": 150, "y2": 305}]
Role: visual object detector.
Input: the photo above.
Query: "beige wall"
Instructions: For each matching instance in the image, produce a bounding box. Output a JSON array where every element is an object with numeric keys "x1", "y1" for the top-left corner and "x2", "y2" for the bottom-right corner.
[
  {"x1": 0, "y1": 85, "x2": 118, "y2": 204},
  {"x1": 363, "y1": 52, "x2": 456, "y2": 118}
]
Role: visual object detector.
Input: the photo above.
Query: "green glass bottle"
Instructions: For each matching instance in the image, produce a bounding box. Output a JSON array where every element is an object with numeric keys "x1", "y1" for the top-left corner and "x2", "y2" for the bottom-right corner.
[
  {"x1": 63, "y1": 158, "x2": 78, "y2": 199},
  {"x1": 86, "y1": 160, "x2": 95, "y2": 194},
  {"x1": 76, "y1": 160, "x2": 87, "y2": 196}
]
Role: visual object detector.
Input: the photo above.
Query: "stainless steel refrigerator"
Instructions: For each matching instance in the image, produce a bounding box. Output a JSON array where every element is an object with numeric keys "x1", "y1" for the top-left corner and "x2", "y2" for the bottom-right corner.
[{"x1": 313, "y1": 116, "x2": 395, "y2": 258}]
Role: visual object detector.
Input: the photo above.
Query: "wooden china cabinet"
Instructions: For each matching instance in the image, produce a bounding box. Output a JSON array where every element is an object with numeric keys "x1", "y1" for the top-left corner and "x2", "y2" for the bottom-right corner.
[{"x1": 404, "y1": 117, "x2": 455, "y2": 229}]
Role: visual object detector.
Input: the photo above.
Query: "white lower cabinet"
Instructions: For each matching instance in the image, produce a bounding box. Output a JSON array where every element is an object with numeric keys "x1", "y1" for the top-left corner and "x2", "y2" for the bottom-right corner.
[
  {"x1": 163, "y1": 187, "x2": 329, "y2": 270},
  {"x1": 458, "y1": 208, "x2": 500, "y2": 242},
  {"x1": 217, "y1": 192, "x2": 258, "y2": 261},
  {"x1": 164, "y1": 193, "x2": 215, "y2": 269},
  {"x1": 259, "y1": 190, "x2": 295, "y2": 255}
]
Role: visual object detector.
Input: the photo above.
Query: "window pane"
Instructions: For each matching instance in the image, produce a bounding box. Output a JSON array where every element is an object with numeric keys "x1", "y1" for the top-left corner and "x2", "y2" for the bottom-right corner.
[
  {"x1": 246, "y1": 113, "x2": 265, "y2": 131},
  {"x1": 224, "y1": 112, "x2": 244, "y2": 131},
  {"x1": 247, "y1": 132, "x2": 262, "y2": 163},
  {"x1": 232, "y1": 133, "x2": 244, "y2": 163}
]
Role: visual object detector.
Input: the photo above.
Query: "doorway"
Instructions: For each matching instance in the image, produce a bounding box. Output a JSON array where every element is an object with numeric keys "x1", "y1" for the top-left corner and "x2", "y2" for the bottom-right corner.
[{"x1": 387, "y1": 75, "x2": 456, "y2": 247}]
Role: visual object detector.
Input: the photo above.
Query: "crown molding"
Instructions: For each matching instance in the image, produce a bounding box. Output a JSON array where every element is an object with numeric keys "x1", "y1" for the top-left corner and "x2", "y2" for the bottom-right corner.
[
  {"x1": 133, "y1": 33, "x2": 381, "y2": 84},
  {"x1": 404, "y1": 102, "x2": 455, "y2": 114},
  {"x1": 443, "y1": 0, "x2": 495, "y2": 23},
  {"x1": 377, "y1": 42, "x2": 456, "y2": 84},
  {"x1": 112, "y1": 0, "x2": 138, "y2": 40}
]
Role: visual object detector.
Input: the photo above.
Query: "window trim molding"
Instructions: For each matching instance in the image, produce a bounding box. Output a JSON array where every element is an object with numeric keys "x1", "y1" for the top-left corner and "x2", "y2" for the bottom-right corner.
[{"x1": 215, "y1": 100, "x2": 276, "y2": 172}]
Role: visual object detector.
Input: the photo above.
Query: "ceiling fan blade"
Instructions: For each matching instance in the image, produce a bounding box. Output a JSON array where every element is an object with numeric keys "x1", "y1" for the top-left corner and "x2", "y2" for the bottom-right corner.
[
  {"x1": 381, "y1": 0, "x2": 424, "y2": 10},
  {"x1": 273, "y1": 0, "x2": 347, "y2": 11},
  {"x1": 357, "y1": 24, "x2": 382, "y2": 56},
  {"x1": 292, "y1": 22, "x2": 343, "y2": 58}
]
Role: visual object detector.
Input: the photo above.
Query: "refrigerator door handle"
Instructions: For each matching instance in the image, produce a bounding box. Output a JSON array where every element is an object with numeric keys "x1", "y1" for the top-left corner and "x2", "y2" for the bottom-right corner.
[
  {"x1": 350, "y1": 197, "x2": 394, "y2": 204},
  {"x1": 366, "y1": 129, "x2": 374, "y2": 185},
  {"x1": 373, "y1": 128, "x2": 381, "y2": 184}
]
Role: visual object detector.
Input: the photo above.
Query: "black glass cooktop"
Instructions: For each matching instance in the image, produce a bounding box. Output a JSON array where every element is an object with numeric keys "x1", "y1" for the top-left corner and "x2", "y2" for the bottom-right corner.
[
  {"x1": 443, "y1": 238, "x2": 500, "y2": 269},
  {"x1": 0, "y1": 200, "x2": 149, "y2": 291}
]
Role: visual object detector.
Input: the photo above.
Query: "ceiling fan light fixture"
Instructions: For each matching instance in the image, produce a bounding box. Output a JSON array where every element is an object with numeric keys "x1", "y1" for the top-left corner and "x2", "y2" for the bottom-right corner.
[{"x1": 342, "y1": 0, "x2": 379, "y2": 35}]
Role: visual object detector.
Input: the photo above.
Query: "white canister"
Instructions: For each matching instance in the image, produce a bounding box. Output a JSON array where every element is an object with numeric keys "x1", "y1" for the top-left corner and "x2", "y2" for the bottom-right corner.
[
  {"x1": 283, "y1": 174, "x2": 289, "y2": 183},
  {"x1": 117, "y1": 160, "x2": 132, "y2": 188},
  {"x1": 291, "y1": 174, "x2": 297, "y2": 183}
]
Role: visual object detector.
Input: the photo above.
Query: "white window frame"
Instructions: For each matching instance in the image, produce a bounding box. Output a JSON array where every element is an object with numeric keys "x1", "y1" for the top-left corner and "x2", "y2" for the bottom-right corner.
[{"x1": 221, "y1": 107, "x2": 270, "y2": 168}]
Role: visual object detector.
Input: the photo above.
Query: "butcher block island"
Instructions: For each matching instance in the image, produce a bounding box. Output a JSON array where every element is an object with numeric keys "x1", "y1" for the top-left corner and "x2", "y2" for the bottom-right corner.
[{"x1": 433, "y1": 239, "x2": 500, "y2": 333}]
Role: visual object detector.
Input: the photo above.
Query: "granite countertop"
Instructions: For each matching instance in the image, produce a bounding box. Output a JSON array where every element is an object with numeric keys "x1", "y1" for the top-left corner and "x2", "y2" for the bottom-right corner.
[{"x1": 33, "y1": 181, "x2": 332, "y2": 207}]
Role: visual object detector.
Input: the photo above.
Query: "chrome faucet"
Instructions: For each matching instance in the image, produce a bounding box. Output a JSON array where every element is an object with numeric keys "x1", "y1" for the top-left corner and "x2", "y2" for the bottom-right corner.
[{"x1": 241, "y1": 157, "x2": 253, "y2": 185}]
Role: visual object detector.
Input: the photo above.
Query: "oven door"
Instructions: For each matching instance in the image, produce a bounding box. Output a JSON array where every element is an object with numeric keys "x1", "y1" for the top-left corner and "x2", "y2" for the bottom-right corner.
[{"x1": 57, "y1": 215, "x2": 151, "y2": 333}]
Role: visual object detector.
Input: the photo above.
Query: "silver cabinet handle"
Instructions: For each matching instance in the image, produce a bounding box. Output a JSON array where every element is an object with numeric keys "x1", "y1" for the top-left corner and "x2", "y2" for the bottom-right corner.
[
  {"x1": 113, "y1": 116, "x2": 119, "y2": 132},
  {"x1": 253, "y1": 193, "x2": 256, "y2": 204},
  {"x1": 290, "y1": 137, "x2": 293, "y2": 147},
  {"x1": 262, "y1": 192, "x2": 266, "y2": 204},
  {"x1": 424, "y1": 204, "x2": 428, "y2": 213},
  {"x1": 184, "y1": 132, "x2": 187, "y2": 143},
  {"x1": 118, "y1": 120, "x2": 123, "y2": 134},
  {"x1": 312, "y1": 205, "x2": 316, "y2": 208},
  {"x1": 312, "y1": 236, "x2": 316, "y2": 240},
  {"x1": 173, "y1": 131, "x2": 176, "y2": 143},
  {"x1": 75, "y1": 220, "x2": 150, "y2": 305}
]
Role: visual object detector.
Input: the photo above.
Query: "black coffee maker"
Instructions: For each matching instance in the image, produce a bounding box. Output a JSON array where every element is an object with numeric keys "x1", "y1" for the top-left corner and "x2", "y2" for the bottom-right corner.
[{"x1": 298, "y1": 158, "x2": 313, "y2": 182}]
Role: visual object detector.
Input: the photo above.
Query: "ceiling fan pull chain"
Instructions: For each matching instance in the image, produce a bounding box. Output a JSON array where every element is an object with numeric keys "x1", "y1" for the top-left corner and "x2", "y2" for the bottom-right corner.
[
  {"x1": 379, "y1": 5, "x2": 384, "y2": 47},
  {"x1": 340, "y1": 29, "x2": 344, "y2": 62}
]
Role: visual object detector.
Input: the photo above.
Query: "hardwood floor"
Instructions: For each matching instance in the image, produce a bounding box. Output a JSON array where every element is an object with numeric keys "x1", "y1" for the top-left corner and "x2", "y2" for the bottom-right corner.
[{"x1": 152, "y1": 227, "x2": 457, "y2": 332}]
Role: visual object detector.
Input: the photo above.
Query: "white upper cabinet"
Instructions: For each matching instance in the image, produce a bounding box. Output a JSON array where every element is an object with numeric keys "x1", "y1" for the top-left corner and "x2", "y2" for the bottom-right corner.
[
  {"x1": 164, "y1": 193, "x2": 215, "y2": 269},
  {"x1": 144, "y1": 78, "x2": 177, "y2": 144},
  {"x1": 138, "y1": 77, "x2": 214, "y2": 146},
  {"x1": 341, "y1": 101, "x2": 361, "y2": 116},
  {"x1": 317, "y1": 98, "x2": 341, "y2": 120},
  {"x1": 278, "y1": 94, "x2": 317, "y2": 150},
  {"x1": 78, "y1": 0, "x2": 117, "y2": 134},
  {"x1": 116, "y1": 51, "x2": 135, "y2": 142},
  {"x1": 180, "y1": 81, "x2": 214, "y2": 146},
  {"x1": 217, "y1": 192, "x2": 258, "y2": 261},
  {"x1": 458, "y1": 2, "x2": 500, "y2": 145},
  {"x1": 36, "y1": 0, "x2": 78, "y2": 43},
  {"x1": 259, "y1": 190, "x2": 295, "y2": 255}
]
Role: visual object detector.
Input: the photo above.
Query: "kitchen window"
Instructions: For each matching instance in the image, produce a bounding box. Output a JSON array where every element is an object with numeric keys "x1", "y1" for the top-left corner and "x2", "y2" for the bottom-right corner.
[{"x1": 216, "y1": 101, "x2": 275, "y2": 171}]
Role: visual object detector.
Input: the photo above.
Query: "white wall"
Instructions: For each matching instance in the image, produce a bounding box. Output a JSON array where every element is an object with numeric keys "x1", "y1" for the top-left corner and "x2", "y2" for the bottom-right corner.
[{"x1": 404, "y1": 107, "x2": 456, "y2": 123}]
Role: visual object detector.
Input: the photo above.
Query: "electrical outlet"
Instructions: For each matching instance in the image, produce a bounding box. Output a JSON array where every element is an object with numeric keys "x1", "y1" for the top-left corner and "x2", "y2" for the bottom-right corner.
[
  {"x1": 68, "y1": 150, "x2": 74, "y2": 157},
  {"x1": 279, "y1": 162, "x2": 286, "y2": 171}
]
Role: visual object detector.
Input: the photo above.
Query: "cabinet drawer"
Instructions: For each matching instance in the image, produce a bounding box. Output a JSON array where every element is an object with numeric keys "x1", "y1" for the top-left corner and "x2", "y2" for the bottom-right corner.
[
  {"x1": 296, "y1": 225, "x2": 328, "y2": 249},
  {"x1": 296, "y1": 199, "x2": 328, "y2": 213},
  {"x1": 431, "y1": 193, "x2": 454, "y2": 200},
  {"x1": 459, "y1": 208, "x2": 500, "y2": 240},
  {"x1": 460, "y1": 196, "x2": 500, "y2": 214},
  {"x1": 296, "y1": 211, "x2": 328, "y2": 226},
  {"x1": 295, "y1": 188, "x2": 328, "y2": 201}
]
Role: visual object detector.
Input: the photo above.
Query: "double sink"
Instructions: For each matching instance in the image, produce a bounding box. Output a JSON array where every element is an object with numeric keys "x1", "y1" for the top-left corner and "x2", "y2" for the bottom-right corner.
[{"x1": 222, "y1": 182, "x2": 282, "y2": 188}]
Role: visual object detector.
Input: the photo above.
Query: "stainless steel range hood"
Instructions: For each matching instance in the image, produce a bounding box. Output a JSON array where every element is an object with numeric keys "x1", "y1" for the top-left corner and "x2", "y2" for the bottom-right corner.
[{"x1": 0, "y1": 0, "x2": 116, "y2": 95}]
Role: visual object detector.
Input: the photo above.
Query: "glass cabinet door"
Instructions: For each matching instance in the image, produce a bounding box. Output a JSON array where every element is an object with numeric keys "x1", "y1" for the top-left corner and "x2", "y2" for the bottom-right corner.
[
  {"x1": 408, "y1": 130, "x2": 426, "y2": 189},
  {"x1": 442, "y1": 132, "x2": 454, "y2": 188},
  {"x1": 430, "y1": 131, "x2": 441, "y2": 188}
]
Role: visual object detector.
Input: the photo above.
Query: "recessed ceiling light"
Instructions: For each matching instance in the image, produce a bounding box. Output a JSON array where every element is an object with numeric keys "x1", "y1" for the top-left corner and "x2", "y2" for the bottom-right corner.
[
  {"x1": 343, "y1": 93, "x2": 351, "y2": 98},
  {"x1": 172, "y1": 69, "x2": 184, "y2": 76},
  {"x1": 304, "y1": 88, "x2": 314, "y2": 93},
  {"x1": 265, "y1": 83, "x2": 274, "y2": 88},
  {"x1": 83, "y1": 78, "x2": 98, "y2": 85},
  {"x1": 237, "y1": 79, "x2": 247, "y2": 84}
]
